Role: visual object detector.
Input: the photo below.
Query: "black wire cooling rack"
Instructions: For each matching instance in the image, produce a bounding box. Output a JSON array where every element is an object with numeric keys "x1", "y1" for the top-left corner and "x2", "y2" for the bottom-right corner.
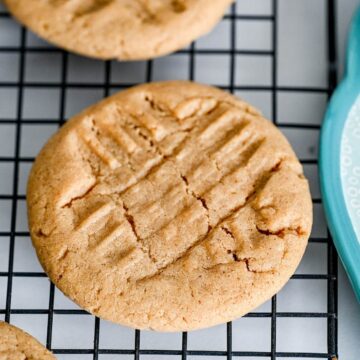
[{"x1": 0, "y1": 0, "x2": 338, "y2": 359}]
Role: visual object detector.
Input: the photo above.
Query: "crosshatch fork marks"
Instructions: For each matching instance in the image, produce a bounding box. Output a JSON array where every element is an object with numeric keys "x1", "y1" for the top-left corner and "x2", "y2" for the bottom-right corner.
[
  {"x1": 59, "y1": 94, "x2": 293, "y2": 273},
  {"x1": 79, "y1": 129, "x2": 120, "y2": 170},
  {"x1": 90, "y1": 221, "x2": 131, "y2": 253},
  {"x1": 61, "y1": 99, "x2": 252, "y2": 211},
  {"x1": 59, "y1": 94, "x2": 289, "y2": 272},
  {"x1": 96, "y1": 121, "x2": 140, "y2": 154},
  {"x1": 76, "y1": 201, "x2": 114, "y2": 232}
]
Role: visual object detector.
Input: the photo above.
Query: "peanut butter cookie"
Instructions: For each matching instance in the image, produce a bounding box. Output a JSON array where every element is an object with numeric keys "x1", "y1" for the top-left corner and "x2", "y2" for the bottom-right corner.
[
  {"x1": 0, "y1": 322, "x2": 55, "y2": 359},
  {"x1": 27, "y1": 81, "x2": 312, "y2": 331},
  {"x1": 4, "y1": 0, "x2": 233, "y2": 60}
]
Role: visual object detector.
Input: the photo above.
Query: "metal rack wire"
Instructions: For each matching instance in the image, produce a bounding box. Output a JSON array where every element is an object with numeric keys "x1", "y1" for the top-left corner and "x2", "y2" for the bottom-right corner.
[{"x1": 0, "y1": 0, "x2": 338, "y2": 359}]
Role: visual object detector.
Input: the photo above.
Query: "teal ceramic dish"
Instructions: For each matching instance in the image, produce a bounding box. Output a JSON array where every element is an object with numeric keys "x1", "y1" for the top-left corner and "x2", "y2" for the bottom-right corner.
[{"x1": 319, "y1": 6, "x2": 360, "y2": 302}]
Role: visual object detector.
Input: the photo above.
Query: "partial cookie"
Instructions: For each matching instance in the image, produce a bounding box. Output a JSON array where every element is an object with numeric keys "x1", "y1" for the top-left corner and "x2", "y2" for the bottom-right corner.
[
  {"x1": 4, "y1": 0, "x2": 233, "y2": 60},
  {"x1": 27, "y1": 81, "x2": 312, "y2": 331},
  {"x1": 0, "y1": 321, "x2": 55, "y2": 359}
]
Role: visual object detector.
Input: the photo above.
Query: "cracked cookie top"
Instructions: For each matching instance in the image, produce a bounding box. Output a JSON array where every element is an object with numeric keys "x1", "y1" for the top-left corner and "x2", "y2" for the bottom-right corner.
[
  {"x1": 27, "y1": 81, "x2": 312, "y2": 331},
  {"x1": 0, "y1": 322, "x2": 55, "y2": 359},
  {"x1": 4, "y1": 0, "x2": 233, "y2": 60}
]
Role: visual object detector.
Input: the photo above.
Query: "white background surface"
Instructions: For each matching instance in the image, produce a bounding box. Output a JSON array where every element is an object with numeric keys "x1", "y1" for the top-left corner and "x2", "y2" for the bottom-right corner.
[{"x1": 0, "y1": 0, "x2": 359, "y2": 359}]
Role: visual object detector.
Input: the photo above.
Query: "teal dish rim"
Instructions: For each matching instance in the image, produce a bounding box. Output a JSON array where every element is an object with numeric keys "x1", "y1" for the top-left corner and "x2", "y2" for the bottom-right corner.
[{"x1": 319, "y1": 6, "x2": 360, "y2": 302}]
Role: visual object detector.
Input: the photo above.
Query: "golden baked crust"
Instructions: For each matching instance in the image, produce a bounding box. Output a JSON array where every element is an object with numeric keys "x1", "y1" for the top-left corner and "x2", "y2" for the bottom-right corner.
[
  {"x1": 3, "y1": 0, "x2": 233, "y2": 60},
  {"x1": 0, "y1": 322, "x2": 55, "y2": 359},
  {"x1": 27, "y1": 81, "x2": 312, "y2": 331}
]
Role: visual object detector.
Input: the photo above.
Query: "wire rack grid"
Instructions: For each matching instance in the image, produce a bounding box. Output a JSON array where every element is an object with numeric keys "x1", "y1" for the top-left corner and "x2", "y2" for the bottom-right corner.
[{"x1": 0, "y1": 0, "x2": 338, "y2": 359}]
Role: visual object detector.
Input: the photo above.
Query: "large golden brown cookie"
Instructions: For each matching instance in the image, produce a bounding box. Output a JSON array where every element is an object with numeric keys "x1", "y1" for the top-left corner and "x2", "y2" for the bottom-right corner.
[
  {"x1": 4, "y1": 0, "x2": 233, "y2": 60},
  {"x1": 0, "y1": 322, "x2": 55, "y2": 359},
  {"x1": 27, "y1": 81, "x2": 312, "y2": 331}
]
